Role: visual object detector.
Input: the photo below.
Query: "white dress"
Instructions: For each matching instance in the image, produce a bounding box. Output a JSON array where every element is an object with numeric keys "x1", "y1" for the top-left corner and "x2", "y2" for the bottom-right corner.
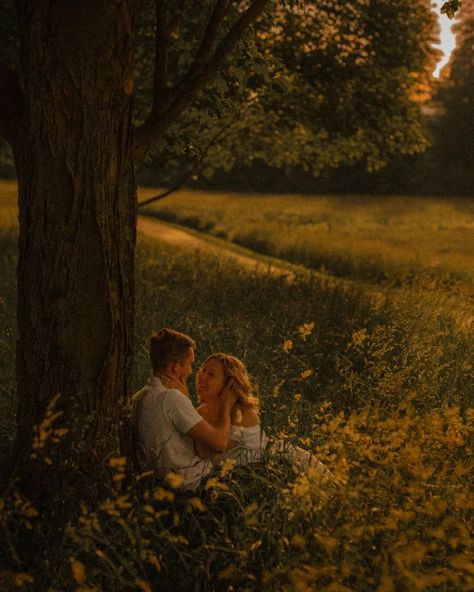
[
  {"x1": 217, "y1": 423, "x2": 269, "y2": 464},
  {"x1": 215, "y1": 422, "x2": 330, "y2": 478}
]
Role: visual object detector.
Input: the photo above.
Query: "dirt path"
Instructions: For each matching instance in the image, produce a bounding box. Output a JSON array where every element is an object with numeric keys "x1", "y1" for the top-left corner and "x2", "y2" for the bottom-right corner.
[{"x1": 137, "y1": 216, "x2": 296, "y2": 280}]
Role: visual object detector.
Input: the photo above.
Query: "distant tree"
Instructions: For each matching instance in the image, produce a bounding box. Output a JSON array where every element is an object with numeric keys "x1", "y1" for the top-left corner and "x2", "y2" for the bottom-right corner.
[
  {"x1": 432, "y1": 0, "x2": 474, "y2": 194},
  {"x1": 0, "y1": 0, "x2": 456, "y2": 493}
]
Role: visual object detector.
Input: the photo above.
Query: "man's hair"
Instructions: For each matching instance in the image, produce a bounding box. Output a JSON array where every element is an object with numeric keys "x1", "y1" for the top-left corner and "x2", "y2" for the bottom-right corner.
[{"x1": 149, "y1": 328, "x2": 195, "y2": 372}]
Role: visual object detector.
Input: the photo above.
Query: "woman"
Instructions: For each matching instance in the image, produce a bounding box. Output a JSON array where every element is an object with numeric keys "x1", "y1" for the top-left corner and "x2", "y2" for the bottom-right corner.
[
  {"x1": 196, "y1": 353, "x2": 333, "y2": 479},
  {"x1": 195, "y1": 353, "x2": 268, "y2": 464}
]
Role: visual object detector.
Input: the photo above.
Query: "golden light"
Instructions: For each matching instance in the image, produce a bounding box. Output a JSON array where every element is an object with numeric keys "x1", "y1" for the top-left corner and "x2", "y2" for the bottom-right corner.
[{"x1": 432, "y1": 1, "x2": 458, "y2": 78}]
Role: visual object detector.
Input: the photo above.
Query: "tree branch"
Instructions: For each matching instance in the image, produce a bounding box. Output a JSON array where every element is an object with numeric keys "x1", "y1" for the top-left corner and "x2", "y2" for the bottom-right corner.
[
  {"x1": 182, "y1": 0, "x2": 230, "y2": 87},
  {"x1": 0, "y1": 61, "x2": 24, "y2": 146},
  {"x1": 148, "y1": 0, "x2": 191, "y2": 123},
  {"x1": 138, "y1": 91, "x2": 264, "y2": 208},
  {"x1": 138, "y1": 111, "x2": 240, "y2": 208},
  {"x1": 134, "y1": 0, "x2": 270, "y2": 160}
]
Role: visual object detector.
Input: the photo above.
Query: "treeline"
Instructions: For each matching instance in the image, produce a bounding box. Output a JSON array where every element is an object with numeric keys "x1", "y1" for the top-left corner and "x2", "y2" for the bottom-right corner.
[{"x1": 190, "y1": 137, "x2": 473, "y2": 197}]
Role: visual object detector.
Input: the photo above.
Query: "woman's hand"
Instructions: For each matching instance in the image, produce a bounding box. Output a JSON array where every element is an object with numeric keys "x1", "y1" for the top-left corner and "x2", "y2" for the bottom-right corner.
[
  {"x1": 220, "y1": 378, "x2": 238, "y2": 409},
  {"x1": 160, "y1": 373, "x2": 189, "y2": 397}
]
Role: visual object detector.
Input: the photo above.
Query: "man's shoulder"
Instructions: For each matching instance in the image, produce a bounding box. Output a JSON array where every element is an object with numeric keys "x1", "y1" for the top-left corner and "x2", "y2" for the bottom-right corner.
[
  {"x1": 131, "y1": 381, "x2": 163, "y2": 406},
  {"x1": 131, "y1": 382, "x2": 190, "y2": 407},
  {"x1": 131, "y1": 384, "x2": 151, "y2": 401},
  {"x1": 165, "y1": 387, "x2": 195, "y2": 409}
]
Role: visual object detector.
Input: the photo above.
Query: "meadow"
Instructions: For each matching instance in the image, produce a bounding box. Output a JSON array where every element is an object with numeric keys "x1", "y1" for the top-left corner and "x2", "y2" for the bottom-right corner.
[
  {"x1": 1, "y1": 181, "x2": 473, "y2": 591},
  {"x1": 140, "y1": 187, "x2": 474, "y2": 283}
]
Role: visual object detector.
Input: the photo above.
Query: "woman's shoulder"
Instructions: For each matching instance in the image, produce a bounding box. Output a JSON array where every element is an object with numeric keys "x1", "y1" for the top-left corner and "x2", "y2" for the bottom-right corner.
[{"x1": 233, "y1": 404, "x2": 259, "y2": 427}]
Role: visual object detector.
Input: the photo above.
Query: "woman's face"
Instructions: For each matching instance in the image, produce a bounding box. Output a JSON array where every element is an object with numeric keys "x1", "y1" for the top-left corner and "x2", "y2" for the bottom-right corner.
[{"x1": 196, "y1": 358, "x2": 226, "y2": 401}]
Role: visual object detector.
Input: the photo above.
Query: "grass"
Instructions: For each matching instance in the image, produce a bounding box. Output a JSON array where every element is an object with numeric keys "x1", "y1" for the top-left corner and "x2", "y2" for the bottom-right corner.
[
  {"x1": 0, "y1": 179, "x2": 19, "y2": 229},
  {"x1": 1, "y1": 180, "x2": 473, "y2": 591},
  {"x1": 139, "y1": 186, "x2": 474, "y2": 285}
]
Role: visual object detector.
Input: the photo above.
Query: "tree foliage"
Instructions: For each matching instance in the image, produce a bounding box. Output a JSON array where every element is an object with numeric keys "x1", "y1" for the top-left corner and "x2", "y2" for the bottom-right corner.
[
  {"x1": 0, "y1": 0, "x2": 448, "y2": 184},
  {"x1": 134, "y1": 0, "x2": 441, "y2": 188}
]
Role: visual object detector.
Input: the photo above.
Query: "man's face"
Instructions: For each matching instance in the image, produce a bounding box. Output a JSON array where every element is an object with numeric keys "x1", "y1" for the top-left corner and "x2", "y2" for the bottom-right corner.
[{"x1": 175, "y1": 347, "x2": 195, "y2": 383}]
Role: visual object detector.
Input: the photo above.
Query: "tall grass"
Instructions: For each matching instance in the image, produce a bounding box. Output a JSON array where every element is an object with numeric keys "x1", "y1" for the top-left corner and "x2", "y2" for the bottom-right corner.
[
  {"x1": 133, "y1": 239, "x2": 473, "y2": 416},
  {"x1": 1, "y1": 182, "x2": 473, "y2": 591}
]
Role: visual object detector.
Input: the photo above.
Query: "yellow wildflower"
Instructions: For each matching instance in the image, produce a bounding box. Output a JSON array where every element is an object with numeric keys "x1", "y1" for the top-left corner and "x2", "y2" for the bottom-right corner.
[
  {"x1": 70, "y1": 558, "x2": 86, "y2": 584},
  {"x1": 351, "y1": 328, "x2": 368, "y2": 347},
  {"x1": 218, "y1": 564, "x2": 236, "y2": 580},
  {"x1": 291, "y1": 533, "x2": 306, "y2": 548},
  {"x1": 243, "y1": 501, "x2": 258, "y2": 515},
  {"x1": 14, "y1": 573, "x2": 35, "y2": 586},
  {"x1": 314, "y1": 531, "x2": 338, "y2": 554},
  {"x1": 250, "y1": 540, "x2": 262, "y2": 551},
  {"x1": 219, "y1": 457, "x2": 237, "y2": 477},
  {"x1": 135, "y1": 579, "x2": 152, "y2": 592},
  {"x1": 450, "y1": 554, "x2": 474, "y2": 575},
  {"x1": 108, "y1": 456, "x2": 127, "y2": 469},
  {"x1": 153, "y1": 487, "x2": 175, "y2": 502},
  {"x1": 187, "y1": 497, "x2": 207, "y2": 512},
  {"x1": 300, "y1": 369, "x2": 314, "y2": 380},
  {"x1": 378, "y1": 571, "x2": 396, "y2": 592},
  {"x1": 283, "y1": 339, "x2": 293, "y2": 353},
  {"x1": 298, "y1": 321, "x2": 315, "y2": 340},
  {"x1": 169, "y1": 534, "x2": 188, "y2": 545},
  {"x1": 204, "y1": 478, "x2": 229, "y2": 491},
  {"x1": 146, "y1": 551, "x2": 161, "y2": 572},
  {"x1": 165, "y1": 472, "x2": 184, "y2": 489}
]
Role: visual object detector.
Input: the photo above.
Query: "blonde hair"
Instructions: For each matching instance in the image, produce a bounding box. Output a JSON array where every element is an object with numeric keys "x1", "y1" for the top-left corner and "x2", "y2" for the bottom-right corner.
[{"x1": 200, "y1": 353, "x2": 259, "y2": 410}]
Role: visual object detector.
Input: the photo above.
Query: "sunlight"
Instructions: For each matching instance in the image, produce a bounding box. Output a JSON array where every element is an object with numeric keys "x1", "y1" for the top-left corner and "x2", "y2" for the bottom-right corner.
[{"x1": 432, "y1": 0, "x2": 458, "y2": 77}]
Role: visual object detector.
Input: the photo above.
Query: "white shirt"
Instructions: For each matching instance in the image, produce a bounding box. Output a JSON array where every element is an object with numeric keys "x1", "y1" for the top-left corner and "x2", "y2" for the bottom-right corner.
[{"x1": 132, "y1": 377, "x2": 212, "y2": 490}]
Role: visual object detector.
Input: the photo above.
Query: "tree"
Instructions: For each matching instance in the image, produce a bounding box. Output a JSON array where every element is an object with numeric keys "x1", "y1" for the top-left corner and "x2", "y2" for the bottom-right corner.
[{"x1": 0, "y1": 0, "x2": 456, "y2": 492}]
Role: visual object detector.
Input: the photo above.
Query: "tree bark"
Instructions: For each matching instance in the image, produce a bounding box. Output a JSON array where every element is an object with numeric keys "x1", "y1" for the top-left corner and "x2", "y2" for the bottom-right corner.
[{"x1": 12, "y1": 0, "x2": 136, "y2": 489}]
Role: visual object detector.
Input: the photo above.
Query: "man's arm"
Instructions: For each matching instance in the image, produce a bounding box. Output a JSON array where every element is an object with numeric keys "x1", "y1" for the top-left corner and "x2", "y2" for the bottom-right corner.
[
  {"x1": 187, "y1": 419, "x2": 229, "y2": 453},
  {"x1": 186, "y1": 379, "x2": 237, "y2": 453}
]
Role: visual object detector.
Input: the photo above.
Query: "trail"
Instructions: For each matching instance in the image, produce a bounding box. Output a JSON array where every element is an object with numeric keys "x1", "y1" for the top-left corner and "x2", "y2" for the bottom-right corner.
[
  {"x1": 137, "y1": 216, "x2": 296, "y2": 280},
  {"x1": 137, "y1": 216, "x2": 408, "y2": 296},
  {"x1": 137, "y1": 215, "x2": 474, "y2": 335}
]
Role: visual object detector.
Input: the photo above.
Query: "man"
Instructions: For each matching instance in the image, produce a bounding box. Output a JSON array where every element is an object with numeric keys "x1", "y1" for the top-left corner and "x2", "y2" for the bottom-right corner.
[{"x1": 132, "y1": 328, "x2": 237, "y2": 490}]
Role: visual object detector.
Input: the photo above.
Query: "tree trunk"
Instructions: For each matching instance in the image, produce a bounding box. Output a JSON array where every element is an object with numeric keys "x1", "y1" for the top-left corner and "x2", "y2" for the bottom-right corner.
[{"x1": 12, "y1": 1, "x2": 136, "y2": 491}]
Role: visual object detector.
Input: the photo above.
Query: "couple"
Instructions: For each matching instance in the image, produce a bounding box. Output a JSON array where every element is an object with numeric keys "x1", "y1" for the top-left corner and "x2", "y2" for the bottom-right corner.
[{"x1": 132, "y1": 328, "x2": 268, "y2": 490}]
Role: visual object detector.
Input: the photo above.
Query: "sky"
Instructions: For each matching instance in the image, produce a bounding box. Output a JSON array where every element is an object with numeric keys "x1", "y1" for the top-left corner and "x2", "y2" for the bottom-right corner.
[{"x1": 432, "y1": 1, "x2": 458, "y2": 77}]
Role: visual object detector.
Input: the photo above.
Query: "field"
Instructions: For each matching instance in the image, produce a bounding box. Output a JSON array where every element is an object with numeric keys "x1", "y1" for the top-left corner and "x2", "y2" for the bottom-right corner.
[
  {"x1": 1, "y1": 181, "x2": 473, "y2": 591},
  {"x1": 140, "y1": 187, "x2": 474, "y2": 284}
]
